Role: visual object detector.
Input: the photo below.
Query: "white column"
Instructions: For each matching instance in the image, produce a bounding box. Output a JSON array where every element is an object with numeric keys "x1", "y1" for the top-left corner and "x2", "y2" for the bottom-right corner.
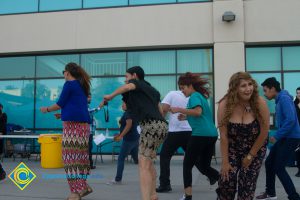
[{"x1": 213, "y1": 0, "x2": 245, "y2": 115}]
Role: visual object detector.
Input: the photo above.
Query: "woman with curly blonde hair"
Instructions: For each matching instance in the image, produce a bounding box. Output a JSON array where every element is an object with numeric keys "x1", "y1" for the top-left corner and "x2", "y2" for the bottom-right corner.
[{"x1": 216, "y1": 72, "x2": 270, "y2": 200}]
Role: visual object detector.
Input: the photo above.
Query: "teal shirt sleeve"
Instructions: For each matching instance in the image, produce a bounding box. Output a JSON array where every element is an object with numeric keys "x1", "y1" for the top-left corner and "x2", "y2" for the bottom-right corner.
[{"x1": 189, "y1": 93, "x2": 202, "y2": 109}]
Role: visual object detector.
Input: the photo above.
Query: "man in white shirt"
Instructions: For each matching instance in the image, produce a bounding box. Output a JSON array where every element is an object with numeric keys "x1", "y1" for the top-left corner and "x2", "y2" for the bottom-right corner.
[{"x1": 156, "y1": 91, "x2": 218, "y2": 193}]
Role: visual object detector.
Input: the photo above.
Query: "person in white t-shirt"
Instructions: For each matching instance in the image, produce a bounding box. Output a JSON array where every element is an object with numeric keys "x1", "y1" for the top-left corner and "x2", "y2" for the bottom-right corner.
[{"x1": 156, "y1": 91, "x2": 218, "y2": 193}]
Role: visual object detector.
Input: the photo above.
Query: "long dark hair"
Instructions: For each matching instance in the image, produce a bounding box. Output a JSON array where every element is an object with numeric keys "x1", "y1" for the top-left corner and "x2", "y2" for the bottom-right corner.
[
  {"x1": 178, "y1": 72, "x2": 210, "y2": 98},
  {"x1": 65, "y1": 62, "x2": 91, "y2": 96},
  {"x1": 126, "y1": 66, "x2": 151, "y2": 85}
]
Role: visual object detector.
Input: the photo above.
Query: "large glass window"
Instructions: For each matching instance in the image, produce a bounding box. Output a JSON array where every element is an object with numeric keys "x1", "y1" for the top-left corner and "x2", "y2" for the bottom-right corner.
[
  {"x1": 81, "y1": 53, "x2": 126, "y2": 76},
  {"x1": 282, "y1": 47, "x2": 300, "y2": 71},
  {"x1": 0, "y1": 48, "x2": 213, "y2": 154},
  {"x1": 91, "y1": 77, "x2": 123, "y2": 129},
  {"x1": 35, "y1": 79, "x2": 65, "y2": 128},
  {"x1": 83, "y1": 0, "x2": 128, "y2": 8},
  {"x1": 0, "y1": 57, "x2": 35, "y2": 79},
  {"x1": 0, "y1": 48, "x2": 213, "y2": 132},
  {"x1": 0, "y1": 0, "x2": 38, "y2": 14},
  {"x1": 36, "y1": 55, "x2": 80, "y2": 78},
  {"x1": 177, "y1": 49, "x2": 212, "y2": 73},
  {"x1": 146, "y1": 76, "x2": 177, "y2": 98},
  {"x1": 178, "y1": 0, "x2": 209, "y2": 2},
  {"x1": 246, "y1": 47, "x2": 281, "y2": 71},
  {"x1": 129, "y1": 0, "x2": 176, "y2": 5},
  {"x1": 39, "y1": 0, "x2": 82, "y2": 12},
  {"x1": 246, "y1": 45, "x2": 300, "y2": 115},
  {"x1": 128, "y1": 51, "x2": 176, "y2": 74},
  {"x1": 283, "y1": 72, "x2": 300, "y2": 98},
  {"x1": 0, "y1": 80, "x2": 34, "y2": 128},
  {"x1": 0, "y1": 0, "x2": 211, "y2": 15}
]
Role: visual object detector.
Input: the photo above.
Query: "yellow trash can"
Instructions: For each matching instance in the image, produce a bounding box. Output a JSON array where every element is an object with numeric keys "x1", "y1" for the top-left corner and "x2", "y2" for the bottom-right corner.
[{"x1": 38, "y1": 134, "x2": 64, "y2": 169}]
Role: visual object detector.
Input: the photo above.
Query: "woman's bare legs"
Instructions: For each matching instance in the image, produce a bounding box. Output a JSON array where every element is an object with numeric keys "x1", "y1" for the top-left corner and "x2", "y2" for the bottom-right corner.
[{"x1": 139, "y1": 155, "x2": 155, "y2": 200}]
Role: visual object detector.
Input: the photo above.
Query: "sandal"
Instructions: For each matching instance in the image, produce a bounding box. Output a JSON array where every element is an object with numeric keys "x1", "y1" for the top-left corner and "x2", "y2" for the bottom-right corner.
[
  {"x1": 66, "y1": 193, "x2": 81, "y2": 200},
  {"x1": 79, "y1": 186, "x2": 93, "y2": 197}
]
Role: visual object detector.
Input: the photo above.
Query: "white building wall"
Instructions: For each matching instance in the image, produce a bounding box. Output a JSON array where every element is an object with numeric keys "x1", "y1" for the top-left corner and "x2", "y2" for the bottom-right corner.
[
  {"x1": 0, "y1": 3, "x2": 213, "y2": 54},
  {"x1": 244, "y1": 0, "x2": 300, "y2": 43}
]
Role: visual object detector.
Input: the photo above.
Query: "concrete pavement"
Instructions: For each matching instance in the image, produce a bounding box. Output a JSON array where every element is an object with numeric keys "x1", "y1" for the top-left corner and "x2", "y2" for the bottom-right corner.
[{"x1": 0, "y1": 155, "x2": 299, "y2": 200}]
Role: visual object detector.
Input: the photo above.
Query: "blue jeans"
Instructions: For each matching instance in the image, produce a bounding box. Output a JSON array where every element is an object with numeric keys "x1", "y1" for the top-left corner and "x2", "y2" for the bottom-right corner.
[
  {"x1": 115, "y1": 139, "x2": 139, "y2": 181},
  {"x1": 265, "y1": 138, "x2": 300, "y2": 200}
]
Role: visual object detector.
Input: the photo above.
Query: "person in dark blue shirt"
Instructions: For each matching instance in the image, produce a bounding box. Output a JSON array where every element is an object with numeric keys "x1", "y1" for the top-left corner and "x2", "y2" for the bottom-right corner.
[
  {"x1": 40, "y1": 62, "x2": 92, "y2": 200},
  {"x1": 107, "y1": 100, "x2": 139, "y2": 185}
]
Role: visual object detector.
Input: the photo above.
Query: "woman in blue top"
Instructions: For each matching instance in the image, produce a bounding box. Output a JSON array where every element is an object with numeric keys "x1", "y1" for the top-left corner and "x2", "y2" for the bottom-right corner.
[
  {"x1": 170, "y1": 72, "x2": 219, "y2": 200},
  {"x1": 40, "y1": 62, "x2": 92, "y2": 200}
]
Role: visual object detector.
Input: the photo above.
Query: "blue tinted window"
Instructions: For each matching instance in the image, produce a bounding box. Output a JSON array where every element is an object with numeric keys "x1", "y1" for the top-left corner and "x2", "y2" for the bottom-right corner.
[
  {"x1": 0, "y1": 48, "x2": 214, "y2": 133},
  {"x1": 146, "y1": 76, "x2": 176, "y2": 98},
  {"x1": 83, "y1": 0, "x2": 128, "y2": 8},
  {"x1": 177, "y1": 49, "x2": 212, "y2": 73},
  {"x1": 129, "y1": 0, "x2": 176, "y2": 5},
  {"x1": 36, "y1": 55, "x2": 80, "y2": 77},
  {"x1": 282, "y1": 47, "x2": 300, "y2": 71},
  {"x1": 128, "y1": 51, "x2": 175, "y2": 74},
  {"x1": 0, "y1": 80, "x2": 34, "y2": 128},
  {"x1": 250, "y1": 73, "x2": 281, "y2": 114},
  {"x1": 178, "y1": 0, "x2": 209, "y2": 2},
  {"x1": 246, "y1": 48, "x2": 281, "y2": 71},
  {"x1": 35, "y1": 79, "x2": 65, "y2": 128},
  {"x1": 0, "y1": 0, "x2": 38, "y2": 14},
  {"x1": 81, "y1": 53, "x2": 126, "y2": 76},
  {"x1": 0, "y1": 57, "x2": 35, "y2": 79},
  {"x1": 91, "y1": 77, "x2": 124, "y2": 129},
  {"x1": 39, "y1": 0, "x2": 82, "y2": 11},
  {"x1": 283, "y1": 72, "x2": 300, "y2": 97}
]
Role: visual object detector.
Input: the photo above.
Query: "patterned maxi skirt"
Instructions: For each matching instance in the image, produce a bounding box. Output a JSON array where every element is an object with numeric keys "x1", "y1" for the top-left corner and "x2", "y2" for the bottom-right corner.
[{"x1": 62, "y1": 121, "x2": 90, "y2": 193}]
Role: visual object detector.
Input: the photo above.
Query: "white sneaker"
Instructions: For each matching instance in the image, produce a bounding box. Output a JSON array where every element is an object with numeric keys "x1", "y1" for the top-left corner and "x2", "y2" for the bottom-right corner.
[
  {"x1": 106, "y1": 179, "x2": 122, "y2": 185},
  {"x1": 179, "y1": 194, "x2": 192, "y2": 200},
  {"x1": 179, "y1": 194, "x2": 185, "y2": 200}
]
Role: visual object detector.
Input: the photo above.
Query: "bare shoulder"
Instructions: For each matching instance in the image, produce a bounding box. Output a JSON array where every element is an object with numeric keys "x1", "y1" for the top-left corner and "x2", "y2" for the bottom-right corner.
[
  {"x1": 218, "y1": 98, "x2": 227, "y2": 110},
  {"x1": 257, "y1": 96, "x2": 267, "y2": 106}
]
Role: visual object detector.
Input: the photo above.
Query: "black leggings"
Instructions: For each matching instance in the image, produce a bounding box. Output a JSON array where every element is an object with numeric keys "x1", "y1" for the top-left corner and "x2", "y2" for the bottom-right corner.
[{"x1": 183, "y1": 136, "x2": 218, "y2": 188}]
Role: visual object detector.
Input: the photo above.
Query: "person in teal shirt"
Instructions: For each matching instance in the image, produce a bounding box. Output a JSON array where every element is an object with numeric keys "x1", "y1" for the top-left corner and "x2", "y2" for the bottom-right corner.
[{"x1": 170, "y1": 72, "x2": 219, "y2": 200}]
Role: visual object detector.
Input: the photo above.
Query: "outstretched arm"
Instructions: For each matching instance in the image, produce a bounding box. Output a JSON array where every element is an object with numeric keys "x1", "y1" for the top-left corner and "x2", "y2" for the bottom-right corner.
[
  {"x1": 99, "y1": 83, "x2": 136, "y2": 107},
  {"x1": 40, "y1": 104, "x2": 61, "y2": 113}
]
